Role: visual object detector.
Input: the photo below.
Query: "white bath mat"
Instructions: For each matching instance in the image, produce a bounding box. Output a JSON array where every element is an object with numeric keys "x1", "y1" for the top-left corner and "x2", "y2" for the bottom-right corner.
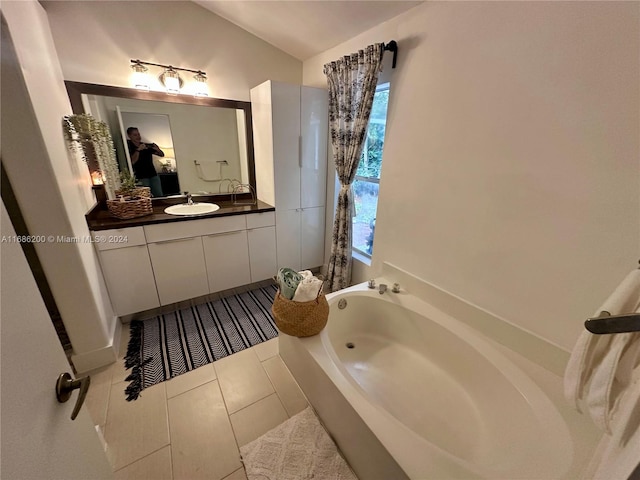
[{"x1": 240, "y1": 407, "x2": 358, "y2": 480}]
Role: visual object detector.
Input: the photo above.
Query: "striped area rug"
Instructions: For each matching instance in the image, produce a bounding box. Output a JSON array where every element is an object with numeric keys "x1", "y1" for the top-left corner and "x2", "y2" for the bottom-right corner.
[{"x1": 124, "y1": 284, "x2": 278, "y2": 401}]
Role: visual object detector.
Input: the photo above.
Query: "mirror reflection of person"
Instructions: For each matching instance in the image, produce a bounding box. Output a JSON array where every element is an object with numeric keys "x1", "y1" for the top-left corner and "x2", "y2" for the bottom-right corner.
[{"x1": 126, "y1": 127, "x2": 164, "y2": 197}]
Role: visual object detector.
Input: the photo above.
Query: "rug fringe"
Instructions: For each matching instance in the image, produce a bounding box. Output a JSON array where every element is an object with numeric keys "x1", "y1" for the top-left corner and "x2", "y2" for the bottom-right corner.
[{"x1": 124, "y1": 320, "x2": 145, "y2": 401}]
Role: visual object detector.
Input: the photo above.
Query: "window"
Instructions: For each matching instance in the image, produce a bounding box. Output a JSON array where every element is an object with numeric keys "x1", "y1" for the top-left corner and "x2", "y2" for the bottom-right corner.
[{"x1": 352, "y1": 83, "x2": 390, "y2": 257}]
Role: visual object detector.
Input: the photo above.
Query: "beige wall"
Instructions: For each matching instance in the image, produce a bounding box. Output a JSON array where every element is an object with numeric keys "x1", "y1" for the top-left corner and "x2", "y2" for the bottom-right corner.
[
  {"x1": 304, "y1": 1, "x2": 640, "y2": 351},
  {"x1": 41, "y1": 0, "x2": 302, "y2": 100},
  {"x1": 2, "y1": 1, "x2": 117, "y2": 371}
]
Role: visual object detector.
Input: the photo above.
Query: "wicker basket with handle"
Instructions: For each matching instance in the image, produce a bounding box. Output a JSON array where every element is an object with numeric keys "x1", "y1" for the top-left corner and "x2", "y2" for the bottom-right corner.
[{"x1": 271, "y1": 290, "x2": 329, "y2": 337}]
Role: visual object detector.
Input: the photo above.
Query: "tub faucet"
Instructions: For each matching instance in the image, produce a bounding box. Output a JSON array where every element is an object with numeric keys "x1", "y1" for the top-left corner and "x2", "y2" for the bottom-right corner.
[
  {"x1": 379, "y1": 284, "x2": 387, "y2": 294},
  {"x1": 184, "y1": 192, "x2": 193, "y2": 205}
]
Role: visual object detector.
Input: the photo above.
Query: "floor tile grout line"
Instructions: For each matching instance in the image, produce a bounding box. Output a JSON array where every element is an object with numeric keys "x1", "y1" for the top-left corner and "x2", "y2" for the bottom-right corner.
[
  {"x1": 111, "y1": 444, "x2": 172, "y2": 474},
  {"x1": 211, "y1": 378, "x2": 248, "y2": 479},
  {"x1": 163, "y1": 382, "x2": 175, "y2": 480}
]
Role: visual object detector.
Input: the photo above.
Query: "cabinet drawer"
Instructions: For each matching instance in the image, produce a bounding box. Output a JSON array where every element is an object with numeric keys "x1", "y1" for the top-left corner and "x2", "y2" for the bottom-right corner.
[
  {"x1": 246, "y1": 211, "x2": 275, "y2": 229},
  {"x1": 144, "y1": 215, "x2": 247, "y2": 243},
  {"x1": 93, "y1": 227, "x2": 146, "y2": 251}
]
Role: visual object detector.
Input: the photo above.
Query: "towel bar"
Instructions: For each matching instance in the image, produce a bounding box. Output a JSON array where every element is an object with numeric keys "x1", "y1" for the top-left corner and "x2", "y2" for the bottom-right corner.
[{"x1": 584, "y1": 311, "x2": 640, "y2": 334}]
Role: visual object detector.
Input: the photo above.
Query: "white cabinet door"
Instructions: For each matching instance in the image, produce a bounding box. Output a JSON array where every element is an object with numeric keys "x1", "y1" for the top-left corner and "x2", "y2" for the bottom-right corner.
[
  {"x1": 99, "y1": 245, "x2": 160, "y2": 315},
  {"x1": 148, "y1": 237, "x2": 209, "y2": 305},
  {"x1": 300, "y1": 86, "x2": 329, "y2": 209},
  {"x1": 272, "y1": 81, "x2": 302, "y2": 211},
  {"x1": 248, "y1": 226, "x2": 277, "y2": 282},
  {"x1": 203, "y1": 231, "x2": 251, "y2": 293},
  {"x1": 301, "y1": 206, "x2": 326, "y2": 269},
  {"x1": 275, "y1": 209, "x2": 301, "y2": 271}
]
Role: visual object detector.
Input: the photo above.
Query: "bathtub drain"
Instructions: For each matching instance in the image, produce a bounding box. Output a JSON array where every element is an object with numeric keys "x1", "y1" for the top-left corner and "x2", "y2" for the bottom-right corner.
[{"x1": 346, "y1": 342, "x2": 355, "y2": 349}]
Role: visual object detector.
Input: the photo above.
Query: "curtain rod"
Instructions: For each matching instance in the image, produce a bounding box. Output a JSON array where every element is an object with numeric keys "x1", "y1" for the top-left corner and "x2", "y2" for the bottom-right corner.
[{"x1": 382, "y1": 40, "x2": 398, "y2": 69}]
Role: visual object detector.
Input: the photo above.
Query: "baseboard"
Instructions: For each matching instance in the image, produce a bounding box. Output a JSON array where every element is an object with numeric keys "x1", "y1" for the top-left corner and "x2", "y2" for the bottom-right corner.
[{"x1": 71, "y1": 344, "x2": 117, "y2": 374}]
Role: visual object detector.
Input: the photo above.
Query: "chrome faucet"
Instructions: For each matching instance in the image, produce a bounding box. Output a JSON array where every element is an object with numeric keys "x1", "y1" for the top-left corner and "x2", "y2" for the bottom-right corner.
[
  {"x1": 184, "y1": 192, "x2": 193, "y2": 205},
  {"x1": 379, "y1": 283, "x2": 387, "y2": 294}
]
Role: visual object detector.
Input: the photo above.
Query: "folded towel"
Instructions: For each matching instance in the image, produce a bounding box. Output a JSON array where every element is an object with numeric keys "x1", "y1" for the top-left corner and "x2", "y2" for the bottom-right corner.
[
  {"x1": 277, "y1": 268, "x2": 303, "y2": 300},
  {"x1": 585, "y1": 365, "x2": 640, "y2": 479},
  {"x1": 293, "y1": 275, "x2": 324, "y2": 302},
  {"x1": 298, "y1": 270, "x2": 314, "y2": 280},
  {"x1": 564, "y1": 269, "x2": 640, "y2": 432}
]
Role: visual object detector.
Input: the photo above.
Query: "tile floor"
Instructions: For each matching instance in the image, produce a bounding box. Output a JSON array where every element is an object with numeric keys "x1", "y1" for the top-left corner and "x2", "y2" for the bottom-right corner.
[{"x1": 85, "y1": 323, "x2": 309, "y2": 480}]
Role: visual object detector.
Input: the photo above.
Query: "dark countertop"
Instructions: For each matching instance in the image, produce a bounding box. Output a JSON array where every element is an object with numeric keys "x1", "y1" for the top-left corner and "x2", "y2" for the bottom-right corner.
[{"x1": 86, "y1": 198, "x2": 275, "y2": 231}]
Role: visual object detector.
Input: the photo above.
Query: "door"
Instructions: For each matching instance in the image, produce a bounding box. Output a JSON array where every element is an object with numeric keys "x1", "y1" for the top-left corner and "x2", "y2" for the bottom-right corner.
[
  {"x1": 99, "y1": 245, "x2": 160, "y2": 315},
  {"x1": 248, "y1": 226, "x2": 278, "y2": 282},
  {"x1": 0, "y1": 202, "x2": 113, "y2": 479},
  {"x1": 300, "y1": 86, "x2": 328, "y2": 209},
  {"x1": 275, "y1": 209, "x2": 301, "y2": 271},
  {"x1": 148, "y1": 237, "x2": 210, "y2": 305},
  {"x1": 203, "y1": 230, "x2": 251, "y2": 293},
  {"x1": 301, "y1": 206, "x2": 326, "y2": 269}
]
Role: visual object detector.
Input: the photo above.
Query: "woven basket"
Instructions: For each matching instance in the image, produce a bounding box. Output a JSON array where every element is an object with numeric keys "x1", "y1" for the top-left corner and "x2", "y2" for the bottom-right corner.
[
  {"x1": 271, "y1": 290, "x2": 329, "y2": 337},
  {"x1": 107, "y1": 196, "x2": 153, "y2": 220},
  {"x1": 114, "y1": 186, "x2": 151, "y2": 198}
]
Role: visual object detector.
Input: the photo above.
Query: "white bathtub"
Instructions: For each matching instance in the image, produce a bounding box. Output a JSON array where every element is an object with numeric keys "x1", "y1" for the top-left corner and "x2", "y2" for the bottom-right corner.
[{"x1": 279, "y1": 279, "x2": 574, "y2": 479}]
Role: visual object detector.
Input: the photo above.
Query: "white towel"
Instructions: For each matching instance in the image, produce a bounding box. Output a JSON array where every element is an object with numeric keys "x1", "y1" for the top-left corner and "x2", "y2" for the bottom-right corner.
[
  {"x1": 564, "y1": 269, "x2": 640, "y2": 432},
  {"x1": 585, "y1": 365, "x2": 640, "y2": 479},
  {"x1": 293, "y1": 275, "x2": 324, "y2": 302}
]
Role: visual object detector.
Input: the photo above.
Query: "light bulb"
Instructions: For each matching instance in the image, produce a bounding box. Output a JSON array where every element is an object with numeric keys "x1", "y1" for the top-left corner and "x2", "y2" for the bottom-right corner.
[
  {"x1": 162, "y1": 68, "x2": 181, "y2": 95},
  {"x1": 131, "y1": 63, "x2": 149, "y2": 91},
  {"x1": 193, "y1": 72, "x2": 208, "y2": 97}
]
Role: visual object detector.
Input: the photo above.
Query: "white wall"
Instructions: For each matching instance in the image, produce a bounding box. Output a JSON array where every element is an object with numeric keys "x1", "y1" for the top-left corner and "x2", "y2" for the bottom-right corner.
[
  {"x1": 2, "y1": 1, "x2": 117, "y2": 372},
  {"x1": 304, "y1": 1, "x2": 640, "y2": 351},
  {"x1": 41, "y1": 0, "x2": 302, "y2": 100}
]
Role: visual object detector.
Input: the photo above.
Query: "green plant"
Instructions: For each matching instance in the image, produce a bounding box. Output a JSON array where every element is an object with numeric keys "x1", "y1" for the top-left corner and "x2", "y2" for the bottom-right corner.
[
  {"x1": 117, "y1": 171, "x2": 139, "y2": 198},
  {"x1": 62, "y1": 113, "x2": 121, "y2": 198}
]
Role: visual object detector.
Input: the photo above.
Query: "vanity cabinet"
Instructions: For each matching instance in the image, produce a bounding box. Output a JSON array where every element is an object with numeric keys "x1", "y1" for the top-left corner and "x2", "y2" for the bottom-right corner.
[
  {"x1": 203, "y1": 230, "x2": 251, "y2": 293},
  {"x1": 93, "y1": 211, "x2": 277, "y2": 314},
  {"x1": 147, "y1": 237, "x2": 209, "y2": 306},
  {"x1": 251, "y1": 80, "x2": 328, "y2": 271},
  {"x1": 246, "y1": 211, "x2": 277, "y2": 282},
  {"x1": 92, "y1": 227, "x2": 160, "y2": 316}
]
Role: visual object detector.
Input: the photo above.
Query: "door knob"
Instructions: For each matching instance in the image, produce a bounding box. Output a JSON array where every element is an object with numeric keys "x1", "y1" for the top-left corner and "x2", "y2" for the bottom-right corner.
[{"x1": 55, "y1": 372, "x2": 91, "y2": 421}]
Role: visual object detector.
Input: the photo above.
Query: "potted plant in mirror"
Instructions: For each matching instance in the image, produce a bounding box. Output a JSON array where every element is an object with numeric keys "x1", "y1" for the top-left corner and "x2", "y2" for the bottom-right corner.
[
  {"x1": 115, "y1": 170, "x2": 151, "y2": 199},
  {"x1": 107, "y1": 171, "x2": 153, "y2": 220}
]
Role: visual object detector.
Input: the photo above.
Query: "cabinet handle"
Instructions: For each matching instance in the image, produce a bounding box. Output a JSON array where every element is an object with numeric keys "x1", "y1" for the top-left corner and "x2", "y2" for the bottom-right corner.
[
  {"x1": 298, "y1": 135, "x2": 302, "y2": 168},
  {"x1": 152, "y1": 237, "x2": 195, "y2": 245},
  {"x1": 206, "y1": 231, "x2": 241, "y2": 238}
]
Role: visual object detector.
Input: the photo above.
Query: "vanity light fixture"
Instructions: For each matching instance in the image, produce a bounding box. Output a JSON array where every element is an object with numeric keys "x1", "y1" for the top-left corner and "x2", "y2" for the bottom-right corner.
[
  {"x1": 130, "y1": 60, "x2": 207, "y2": 96},
  {"x1": 193, "y1": 71, "x2": 208, "y2": 97},
  {"x1": 160, "y1": 67, "x2": 182, "y2": 95},
  {"x1": 130, "y1": 61, "x2": 150, "y2": 91}
]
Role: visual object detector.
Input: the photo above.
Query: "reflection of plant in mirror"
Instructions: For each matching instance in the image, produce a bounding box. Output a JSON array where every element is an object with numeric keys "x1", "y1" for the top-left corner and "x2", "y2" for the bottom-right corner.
[
  {"x1": 114, "y1": 170, "x2": 152, "y2": 201},
  {"x1": 118, "y1": 170, "x2": 137, "y2": 196},
  {"x1": 62, "y1": 113, "x2": 121, "y2": 199}
]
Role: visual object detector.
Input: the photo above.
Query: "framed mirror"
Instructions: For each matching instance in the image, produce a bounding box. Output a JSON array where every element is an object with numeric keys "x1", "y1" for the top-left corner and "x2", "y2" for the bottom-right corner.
[{"x1": 65, "y1": 81, "x2": 256, "y2": 200}]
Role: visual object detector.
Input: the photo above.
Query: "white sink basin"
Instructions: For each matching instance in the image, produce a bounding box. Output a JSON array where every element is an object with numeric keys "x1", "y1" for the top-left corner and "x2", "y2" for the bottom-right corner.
[{"x1": 164, "y1": 203, "x2": 220, "y2": 216}]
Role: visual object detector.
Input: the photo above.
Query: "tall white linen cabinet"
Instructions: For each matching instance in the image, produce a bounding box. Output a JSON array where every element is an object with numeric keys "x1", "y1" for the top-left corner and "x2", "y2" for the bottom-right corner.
[{"x1": 250, "y1": 80, "x2": 329, "y2": 272}]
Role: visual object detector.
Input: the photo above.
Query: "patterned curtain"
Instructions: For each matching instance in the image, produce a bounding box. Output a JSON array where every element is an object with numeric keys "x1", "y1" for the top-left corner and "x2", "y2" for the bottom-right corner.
[{"x1": 323, "y1": 43, "x2": 384, "y2": 292}]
